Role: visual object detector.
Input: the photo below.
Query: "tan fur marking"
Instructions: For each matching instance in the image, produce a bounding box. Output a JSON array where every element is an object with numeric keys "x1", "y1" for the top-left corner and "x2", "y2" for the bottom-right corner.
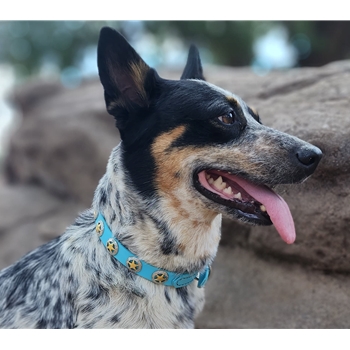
[
  {"x1": 108, "y1": 98, "x2": 126, "y2": 110},
  {"x1": 129, "y1": 61, "x2": 149, "y2": 102},
  {"x1": 151, "y1": 125, "x2": 187, "y2": 194},
  {"x1": 169, "y1": 196, "x2": 190, "y2": 219},
  {"x1": 250, "y1": 106, "x2": 258, "y2": 115},
  {"x1": 226, "y1": 95, "x2": 240, "y2": 108}
]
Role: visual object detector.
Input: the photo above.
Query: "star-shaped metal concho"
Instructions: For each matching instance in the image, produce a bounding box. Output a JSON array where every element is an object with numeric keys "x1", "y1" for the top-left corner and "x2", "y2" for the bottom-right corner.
[
  {"x1": 127, "y1": 257, "x2": 142, "y2": 272},
  {"x1": 96, "y1": 221, "x2": 104, "y2": 237},
  {"x1": 106, "y1": 238, "x2": 118, "y2": 255},
  {"x1": 152, "y1": 271, "x2": 169, "y2": 284}
]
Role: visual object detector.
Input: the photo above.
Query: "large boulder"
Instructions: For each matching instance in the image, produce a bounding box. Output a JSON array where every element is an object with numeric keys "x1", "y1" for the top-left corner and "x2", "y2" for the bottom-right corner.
[
  {"x1": 6, "y1": 79, "x2": 117, "y2": 206},
  {"x1": 2, "y1": 61, "x2": 350, "y2": 328}
]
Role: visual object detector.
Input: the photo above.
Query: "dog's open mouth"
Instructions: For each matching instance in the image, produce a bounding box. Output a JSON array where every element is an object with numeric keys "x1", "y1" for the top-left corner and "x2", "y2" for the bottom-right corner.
[{"x1": 194, "y1": 169, "x2": 296, "y2": 244}]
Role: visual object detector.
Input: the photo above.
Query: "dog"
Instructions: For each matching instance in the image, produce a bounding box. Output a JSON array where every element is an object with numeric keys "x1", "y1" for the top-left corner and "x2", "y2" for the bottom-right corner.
[{"x1": 0, "y1": 27, "x2": 322, "y2": 328}]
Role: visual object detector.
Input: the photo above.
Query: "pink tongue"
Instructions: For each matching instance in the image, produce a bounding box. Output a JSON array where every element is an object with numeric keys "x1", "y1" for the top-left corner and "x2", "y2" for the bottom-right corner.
[{"x1": 232, "y1": 176, "x2": 296, "y2": 244}]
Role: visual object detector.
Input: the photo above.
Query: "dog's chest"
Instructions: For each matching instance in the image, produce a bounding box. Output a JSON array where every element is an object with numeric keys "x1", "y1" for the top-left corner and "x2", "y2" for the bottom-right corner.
[{"x1": 76, "y1": 282, "x2": 206, "y2": 329}]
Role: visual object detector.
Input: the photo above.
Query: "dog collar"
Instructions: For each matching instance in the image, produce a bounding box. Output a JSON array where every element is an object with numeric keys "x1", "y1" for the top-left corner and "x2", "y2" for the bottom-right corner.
[{"x1": 94, "y1": 212, "x2": 211, "y2": 288}]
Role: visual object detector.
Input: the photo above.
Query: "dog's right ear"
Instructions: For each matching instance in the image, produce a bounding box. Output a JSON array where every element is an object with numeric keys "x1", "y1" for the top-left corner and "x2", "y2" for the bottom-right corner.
[
  {"x1": 180, "y1": 44, "x2": 205, "y2": 80},
  {"x1": 98, "y1": 27, "x2": 155, "y2": 127}
]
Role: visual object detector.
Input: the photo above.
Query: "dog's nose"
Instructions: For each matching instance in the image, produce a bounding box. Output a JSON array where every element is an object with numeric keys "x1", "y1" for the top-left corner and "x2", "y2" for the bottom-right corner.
[{"x1": 295, "y1": 146, "x2": 322, "y2": 175}]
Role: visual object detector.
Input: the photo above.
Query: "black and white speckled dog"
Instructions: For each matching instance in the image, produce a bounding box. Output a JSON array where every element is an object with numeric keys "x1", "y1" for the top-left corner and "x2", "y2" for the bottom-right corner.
[{"x1": 0, "y1": 27, "x2": 322, "y2": 328}]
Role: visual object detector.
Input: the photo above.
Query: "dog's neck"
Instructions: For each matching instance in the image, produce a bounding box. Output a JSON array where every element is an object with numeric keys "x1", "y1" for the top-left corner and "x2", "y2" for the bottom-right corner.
[{"x1": 92, "y1": 143, "x2": 222, "y2": 274}]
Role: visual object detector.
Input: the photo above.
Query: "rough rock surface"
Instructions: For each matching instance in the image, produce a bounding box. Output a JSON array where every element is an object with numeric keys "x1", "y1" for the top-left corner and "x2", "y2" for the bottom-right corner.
[
  {"x1": 1, "y1": 61, "x2": 350, "y2": 328},
  {"x1": 196, "y1": 246, "x2": 350, "y2": 328},
  {"x1": 0, "y1": 184, "x2": 85, "y2": 270},
  {"x1": 6, "y1": 79, "x2": 118, "y2": 205}
]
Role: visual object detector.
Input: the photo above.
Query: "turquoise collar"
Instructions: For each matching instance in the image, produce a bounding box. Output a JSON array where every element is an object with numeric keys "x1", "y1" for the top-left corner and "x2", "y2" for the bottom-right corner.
[{"x1": 94, "y1": 213, "x2": 211, "y2": 288}]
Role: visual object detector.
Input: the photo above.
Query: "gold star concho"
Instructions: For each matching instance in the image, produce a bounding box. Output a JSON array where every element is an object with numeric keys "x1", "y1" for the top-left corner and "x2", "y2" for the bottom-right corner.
[
  {"x1": 106, "y1": 238, "x2": 118, "y2": 255},
  {"x1": 127, "y1": 257, "x2": 142, "y2": 272},
  {"x1": 152, "y1": 271, "x2": 169, "y2": 284},
  {"x1": 96, "y1": 221, "x2": 104, "y2": 236}
]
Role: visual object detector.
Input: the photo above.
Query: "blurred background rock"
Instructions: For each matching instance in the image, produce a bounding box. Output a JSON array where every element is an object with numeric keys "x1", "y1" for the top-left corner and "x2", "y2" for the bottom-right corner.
[{"x1": 1, "y1": 20, "x2": 350, "y2": 328}]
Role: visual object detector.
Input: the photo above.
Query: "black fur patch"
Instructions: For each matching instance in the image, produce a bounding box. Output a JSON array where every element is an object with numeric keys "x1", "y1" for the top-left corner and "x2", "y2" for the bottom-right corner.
[
  {"x1": 110, "y1": 313, "x2": 121, "y2": 325},
  {"x1": 148, "y1": 214, "x2": 178, "y2": 256},
  {"x1": 164, "y1": 290, "x2": 171, "y2": 304},
  {"x1": 99, "y1": 188, "x2": 108, "y2": 206}
]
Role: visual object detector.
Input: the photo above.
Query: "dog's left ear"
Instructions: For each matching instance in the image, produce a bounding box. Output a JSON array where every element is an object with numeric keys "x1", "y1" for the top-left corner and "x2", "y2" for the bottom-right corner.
[
  {"x1": 180, "y1": 44, "x2": 205, "y2": 80},
  {"x1": 98, "y1": 27, "x2": 156, "y2": 119}
]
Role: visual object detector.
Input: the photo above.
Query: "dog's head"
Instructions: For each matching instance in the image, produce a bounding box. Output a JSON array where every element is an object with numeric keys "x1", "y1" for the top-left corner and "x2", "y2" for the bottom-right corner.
[{"x1": 97, "y1": 27, "x2": 322, "y2": 244}]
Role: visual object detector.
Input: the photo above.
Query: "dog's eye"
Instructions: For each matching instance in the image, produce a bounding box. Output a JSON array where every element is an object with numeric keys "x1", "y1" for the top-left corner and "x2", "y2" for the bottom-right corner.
[{"x1": 218, "y1": 112, "x2": 234, "y2": 125}]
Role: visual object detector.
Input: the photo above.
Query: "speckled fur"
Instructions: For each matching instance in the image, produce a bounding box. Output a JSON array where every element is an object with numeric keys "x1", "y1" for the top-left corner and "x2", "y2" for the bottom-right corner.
[{"x1": 0, "y1": 28, "x2": 322, "y2": 329}]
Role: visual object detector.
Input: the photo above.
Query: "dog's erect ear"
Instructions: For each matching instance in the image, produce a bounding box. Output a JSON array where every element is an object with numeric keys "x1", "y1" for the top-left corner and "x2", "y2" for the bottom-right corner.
[
  {"x1": 98, "y1": 27, "x2": 153, "y2": 115},
  {"x1": 180, "y1": 44, "x2": 205, "y2": 80}
]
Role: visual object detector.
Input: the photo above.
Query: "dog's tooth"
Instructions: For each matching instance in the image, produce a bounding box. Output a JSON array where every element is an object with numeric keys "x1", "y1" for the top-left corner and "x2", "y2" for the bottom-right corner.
[
  {"x1": 208, "y1": 177, "x2": 214, "y2": 184},
  {"x1": 260, "y1": 205, "x2": 266, "y2": 212},
  {"x1": 213, "y1": 176, "x2": 226, "y2": 190},
  {"x1": 213, "y1": 176, "x2": 222, "y2": 185},
  {"x1": 223, "y1": 186, "x2": 233, "y2": 195},
  {"x1": 233, "y1": 192, "x2": 242, "y2": 200},
  {"x1": 205, "y1": 173, "x2": 210, "y2": 180}
]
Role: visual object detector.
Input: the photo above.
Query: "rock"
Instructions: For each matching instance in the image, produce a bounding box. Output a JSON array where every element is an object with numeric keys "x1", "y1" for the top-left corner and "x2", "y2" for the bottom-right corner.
[
  {"x1": 6, "y1": 80, "x2": 118, "y2": 206},
  {"x1": 196, "y1": 246, "x2": 350, "y2": 328},
  {"x1": 0, "y1": 184, "x2": 85, "y2": 270},
  {"x1": 9, "y1": 79, "x2": 63, "y2": 115}
]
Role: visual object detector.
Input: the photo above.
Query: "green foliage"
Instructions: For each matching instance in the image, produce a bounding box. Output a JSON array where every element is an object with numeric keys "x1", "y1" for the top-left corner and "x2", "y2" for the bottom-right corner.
[
  {"x1": 0, "y1": 21, "x2": 117, "y2": 78},
  {"x1": 144, "y1": 21, "x2": 275, "y2": 66}
]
